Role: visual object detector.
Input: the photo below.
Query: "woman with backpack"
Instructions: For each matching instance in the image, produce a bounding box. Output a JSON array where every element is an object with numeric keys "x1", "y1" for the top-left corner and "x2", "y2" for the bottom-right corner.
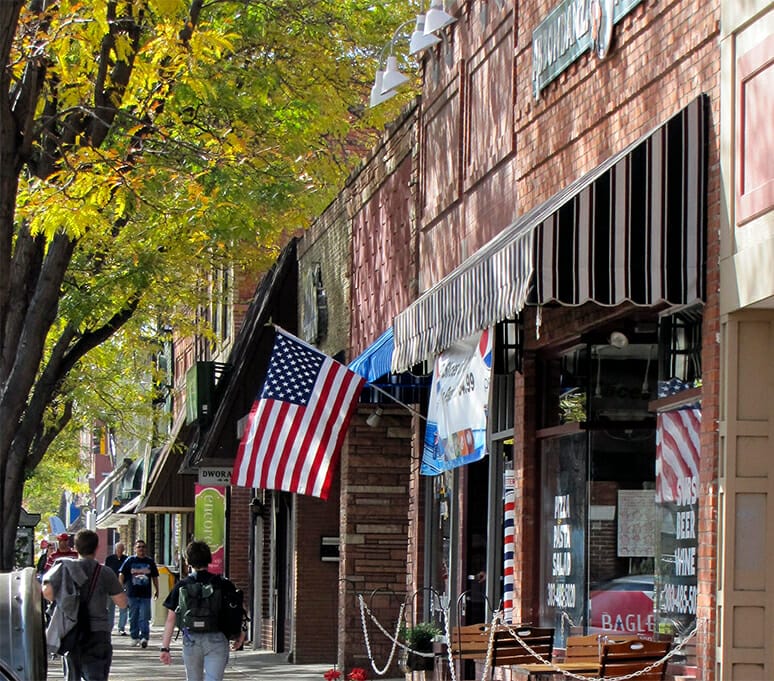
[{"x1": 159, "y1": 541, "x2": 246, "y2": 681}]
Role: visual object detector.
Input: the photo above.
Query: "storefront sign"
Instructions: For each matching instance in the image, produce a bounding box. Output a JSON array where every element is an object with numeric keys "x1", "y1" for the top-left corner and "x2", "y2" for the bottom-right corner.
[
  {"x1": 547, "y1": 494, "x2": 577, "y2": 609},
  {"x1": 421, "y1": 329, "x2": 492, "y2": 475},
  {"x1": 532, "y1": 0, "x2": 642, "y2": 99},
  {"x1": 198, "y1": 466, "x2": 233, "y2": 487},
  {"x1": 590, "y1": 587, "x2": 655, "y2": 634},
  {"x1": 195, "y1": 484, "x2": 226, "y2": 575}
]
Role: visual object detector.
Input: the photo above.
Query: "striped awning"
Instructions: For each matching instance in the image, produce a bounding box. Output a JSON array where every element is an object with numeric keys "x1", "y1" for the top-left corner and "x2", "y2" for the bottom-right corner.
[{"x1": 392, "y1": 96, "x2": 706, "y2": 373}]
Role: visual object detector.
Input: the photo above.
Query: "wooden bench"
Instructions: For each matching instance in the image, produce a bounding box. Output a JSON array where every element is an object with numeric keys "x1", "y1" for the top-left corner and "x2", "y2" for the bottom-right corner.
[
  {"x1": 450, "y1": 623, "x2": 554, "y2": 678},
  {"x1": 513, "y1": 633, "x2": 644, "y2": 679},
  {"x1": 599, "y1": 639, "x2": 670, "y2": 681}
]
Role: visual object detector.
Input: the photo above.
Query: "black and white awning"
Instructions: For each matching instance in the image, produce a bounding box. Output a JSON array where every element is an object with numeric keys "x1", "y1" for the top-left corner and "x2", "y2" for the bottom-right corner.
[{"x1": 392, "y1": 96, "x2": 707, "y2": 373}]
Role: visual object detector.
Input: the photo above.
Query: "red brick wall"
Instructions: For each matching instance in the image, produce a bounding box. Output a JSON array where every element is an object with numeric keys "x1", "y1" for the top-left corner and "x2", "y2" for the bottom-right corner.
[
  {"x1": 228, "y1": 485, "x2": 252, "y2": 593},
  {"x1": 293, "y1": 485, "x2": 341, "y2": 663},
  {"x1": 349, "y1": 105, "x2": 419, "y2": 357},
  {"x1": 338, "y1": 408, "x2": 413, "y2": 674}
]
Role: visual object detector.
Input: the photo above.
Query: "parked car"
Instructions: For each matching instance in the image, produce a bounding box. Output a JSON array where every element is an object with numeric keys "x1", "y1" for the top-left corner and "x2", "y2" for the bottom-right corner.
[{"x1": 589, "y1": 574, "x2": 655, "y2": 636}]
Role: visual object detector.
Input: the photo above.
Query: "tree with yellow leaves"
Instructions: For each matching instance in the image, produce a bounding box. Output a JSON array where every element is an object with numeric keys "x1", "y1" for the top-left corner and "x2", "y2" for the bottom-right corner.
[{"x1": 0, "y1": 0, "x2": 412, "y2": 569}]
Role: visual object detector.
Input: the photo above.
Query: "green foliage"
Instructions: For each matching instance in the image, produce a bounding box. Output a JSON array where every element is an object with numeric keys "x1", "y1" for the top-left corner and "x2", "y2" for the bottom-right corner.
[
  {"x1": 560, "y1": 388, "x2": 587, "y2": 423},
  {"x1": 2, "y1": 0, "x2": 413, "y2": 566},
  {"x1": 400, "y1": 621, "x2": 443, "y2": 652}
]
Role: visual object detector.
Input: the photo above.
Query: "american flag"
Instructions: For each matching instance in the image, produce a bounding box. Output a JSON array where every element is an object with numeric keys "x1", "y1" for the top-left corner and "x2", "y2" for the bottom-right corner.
[
  {"x1": 231, "y1": 329, "x2": 365, "y2": 500},
  {"x1": 656, "y1": 408, "x2": 701, "y2": 504}
]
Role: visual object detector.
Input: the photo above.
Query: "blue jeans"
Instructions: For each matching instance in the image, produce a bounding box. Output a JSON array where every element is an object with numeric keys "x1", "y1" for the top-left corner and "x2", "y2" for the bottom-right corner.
[
  {"x1": 127, "y1": 596, "x2": 151, "y2": 641},
  {"x1": 181, "y1": 631, "x2": 229, "y2": 681},
  {"x1": 107, "y1": 600, "x2": 128, "y2": 632}
]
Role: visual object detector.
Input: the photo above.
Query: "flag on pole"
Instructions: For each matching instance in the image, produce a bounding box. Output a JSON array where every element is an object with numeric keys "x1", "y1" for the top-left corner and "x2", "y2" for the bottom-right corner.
[{"x1": 231, "y1": 329, "x2": 366, "y2": 500}]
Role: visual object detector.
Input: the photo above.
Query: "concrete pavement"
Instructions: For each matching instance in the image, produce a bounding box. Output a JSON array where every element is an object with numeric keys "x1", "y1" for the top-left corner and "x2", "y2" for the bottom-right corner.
[{"x1": 45, "y1": 625, "x2": 407, "y2": 681}]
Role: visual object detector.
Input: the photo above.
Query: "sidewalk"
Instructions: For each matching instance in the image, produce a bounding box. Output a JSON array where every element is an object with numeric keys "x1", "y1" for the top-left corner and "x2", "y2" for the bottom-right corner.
[{"x1": 46, "y1": 624, "x2": 406, "y2": 681}]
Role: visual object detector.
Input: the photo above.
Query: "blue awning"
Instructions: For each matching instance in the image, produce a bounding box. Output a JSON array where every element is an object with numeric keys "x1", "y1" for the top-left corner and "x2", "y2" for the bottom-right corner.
[{"x1": 349, "y1": 328, "x2": 394, "y2": 382}]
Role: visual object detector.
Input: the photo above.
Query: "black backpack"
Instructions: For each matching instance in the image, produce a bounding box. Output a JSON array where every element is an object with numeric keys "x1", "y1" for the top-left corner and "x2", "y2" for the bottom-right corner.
[
  {"x1": 56, "y1": 565, "x2": 101, "y2": 655},
  {"x1": 175, "y1": 575, "x2": 247, "y2": 640},
  {"x1": 218, "y1": 583, "x2": 247, "y2": 640},
  {"x1": 176, "y1": 579, "x2": 222, "y2": 633}
]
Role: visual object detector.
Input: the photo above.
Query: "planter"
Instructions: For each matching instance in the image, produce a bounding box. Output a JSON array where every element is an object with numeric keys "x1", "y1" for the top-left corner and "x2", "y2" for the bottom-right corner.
[
  {"x1": 406, "y1": 651, "x2": 434, "y2": 671},
  {"x1": 398, "y1": 649, "x2": 435, "y2": 673}
]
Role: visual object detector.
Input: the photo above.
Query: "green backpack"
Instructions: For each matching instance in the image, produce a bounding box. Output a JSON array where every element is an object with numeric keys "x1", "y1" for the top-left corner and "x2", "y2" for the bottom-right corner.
[{"x1": 176, "y1": 580, "x2": 222, "y2": 633}]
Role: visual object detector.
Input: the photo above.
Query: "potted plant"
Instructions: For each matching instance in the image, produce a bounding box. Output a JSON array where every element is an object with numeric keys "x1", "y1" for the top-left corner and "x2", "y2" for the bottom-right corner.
[{"x1": 399, "y1": 621, "x2": 443, "y2": 672}]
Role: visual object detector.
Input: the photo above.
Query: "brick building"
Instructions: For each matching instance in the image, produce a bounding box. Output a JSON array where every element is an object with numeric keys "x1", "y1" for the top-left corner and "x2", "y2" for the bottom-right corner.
[
  {"x1": 124, "y1": 1, "x2": 774, "y2": 679},
  {"x1": 341, "y1": 0, "x2": 722, "y2": 679}
]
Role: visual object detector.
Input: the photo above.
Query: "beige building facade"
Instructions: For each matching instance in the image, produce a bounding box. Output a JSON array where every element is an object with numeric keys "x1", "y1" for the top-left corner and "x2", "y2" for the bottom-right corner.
[{"x1": 718, "y1": 1, "x2": 774, "y2": 679}]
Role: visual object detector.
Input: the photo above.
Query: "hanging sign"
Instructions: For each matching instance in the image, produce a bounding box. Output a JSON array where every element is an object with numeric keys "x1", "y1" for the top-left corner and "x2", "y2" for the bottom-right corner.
[
  {"x1": 532, "y1": 0, "x2": 642, "y2": 99},
  {"x1": 195, "y1": 484, "x2": 226, "y2": 575},
  {"x1": 198, "y1": 467, "x2": 233, "y2": 487},
  {"x1": 421, "y1": 329, "x2": 492, "y2": 475},
  {"x1": 655, "y1": 408, "x2": 701, "y2": 627}
]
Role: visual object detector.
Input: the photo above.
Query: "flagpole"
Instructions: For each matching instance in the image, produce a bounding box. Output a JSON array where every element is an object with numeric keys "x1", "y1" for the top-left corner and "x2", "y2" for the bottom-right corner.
[
  {"x1": 268, "y1": 322, "x2": 427, "y2": 422},
  {"x1": 367, "y1": 383, "x2": 427, "y2": 421}
]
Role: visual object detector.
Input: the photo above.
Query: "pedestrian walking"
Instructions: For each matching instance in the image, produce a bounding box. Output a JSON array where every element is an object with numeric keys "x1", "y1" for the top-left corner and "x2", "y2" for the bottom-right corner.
[
  {"x1": 104, "y1": 541, "x2": 128, "y2": 635},
  {"x1": 119, "y1": 539, "x2": 159, "y2": 648},
  {"x1": 36, "y1": 539, "x2": 51, "y2": 579},
  {"x1": 42, "y1": 529, "x2": 128, "y2": 681},
  {"x1": 159, "y1": 541, "x2": 246, "y2": 681},
  {"x1": 45, "y1": 533, "x2": 78, "y2": 571}
]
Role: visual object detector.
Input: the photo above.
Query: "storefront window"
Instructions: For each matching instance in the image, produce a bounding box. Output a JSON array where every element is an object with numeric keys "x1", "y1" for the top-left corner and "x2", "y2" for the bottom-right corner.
[
  {"x1": 588, "y1": 429, "x2": 656, "y2": 637},
  {"x1": 538, "y1": 330, "x2": 663, "y2": 647},
  {"x1": 537, "y1": 314, "x2": 701, "y2": 661}
]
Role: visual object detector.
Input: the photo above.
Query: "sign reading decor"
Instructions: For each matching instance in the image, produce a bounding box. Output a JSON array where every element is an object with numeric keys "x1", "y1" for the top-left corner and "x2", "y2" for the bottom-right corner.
[{"x1": 532, "y1": 0, "x2": 642, "y2": 99}]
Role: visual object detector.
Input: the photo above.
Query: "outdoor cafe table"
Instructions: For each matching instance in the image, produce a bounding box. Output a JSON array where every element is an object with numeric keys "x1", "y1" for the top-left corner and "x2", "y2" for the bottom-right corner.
[{"x1": 512, "y1": 660, "x2": 601, "y2": 679}]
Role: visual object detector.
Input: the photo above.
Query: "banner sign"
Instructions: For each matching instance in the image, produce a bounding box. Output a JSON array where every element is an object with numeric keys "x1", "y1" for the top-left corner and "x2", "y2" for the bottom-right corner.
[
  {"x1": 655, "y1": 408, "x2": 700, "y2": 630},
  {"x1": 421, "y1": 329, "x2": 492, "y2": 475},
  {"x1": 194, "y1": 484, "x2": 226, "y2": 575}
]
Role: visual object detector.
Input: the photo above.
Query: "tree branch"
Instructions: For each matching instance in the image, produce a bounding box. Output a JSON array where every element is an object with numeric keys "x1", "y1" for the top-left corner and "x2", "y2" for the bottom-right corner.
[{"x1": 26, "y1": 400, "x2": 73, "y2": 474}]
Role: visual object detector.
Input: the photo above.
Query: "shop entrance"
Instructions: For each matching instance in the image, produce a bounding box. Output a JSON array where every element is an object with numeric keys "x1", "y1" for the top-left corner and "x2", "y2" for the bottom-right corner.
[{"x1": 537, "y1": 333, "x2": 661, "y2": 647}]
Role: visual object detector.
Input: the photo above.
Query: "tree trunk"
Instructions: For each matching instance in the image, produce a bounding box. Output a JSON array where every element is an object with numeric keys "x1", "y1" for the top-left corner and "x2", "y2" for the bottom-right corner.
[{"x1": 1, "y1": 480, "x2": 24, "y2": 571}]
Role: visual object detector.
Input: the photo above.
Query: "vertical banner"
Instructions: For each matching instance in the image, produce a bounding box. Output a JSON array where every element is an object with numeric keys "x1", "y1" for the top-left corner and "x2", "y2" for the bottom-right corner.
[
  {"x1": 195, "y1": 484, "x2": 226, "y2": 575},
  {"x1": 655, "y1": 408, "x2": 700, "y2": 638},
  {"x1": 503, "y1": 469, "x2": 516, "y2": 623},
  {"x1": 421, "y1": 329, "x2": 493, "y2": 475}
]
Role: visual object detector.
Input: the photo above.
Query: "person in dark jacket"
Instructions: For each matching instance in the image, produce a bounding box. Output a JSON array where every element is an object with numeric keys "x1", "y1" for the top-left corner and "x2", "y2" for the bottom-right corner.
[{"x1": 104, "y1": 542, "x2": 128, "y2": 634}]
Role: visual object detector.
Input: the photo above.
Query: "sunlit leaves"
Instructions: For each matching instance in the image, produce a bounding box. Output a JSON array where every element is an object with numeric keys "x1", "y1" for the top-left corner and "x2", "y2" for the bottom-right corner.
[{"x1": 8, "y1": 0, "x2": 413, "y2": 527}]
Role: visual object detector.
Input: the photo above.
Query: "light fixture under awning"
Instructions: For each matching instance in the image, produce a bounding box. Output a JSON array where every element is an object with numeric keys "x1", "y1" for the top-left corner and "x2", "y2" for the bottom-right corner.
[{"x1": 392, "y1": 96, "x2": 707, "y2": 373}]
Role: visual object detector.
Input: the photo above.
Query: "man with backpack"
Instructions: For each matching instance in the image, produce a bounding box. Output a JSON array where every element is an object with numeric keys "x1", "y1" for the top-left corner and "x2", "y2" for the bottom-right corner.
[
  {"x1": 42, "y1": 529, "x2": 128, "y2": 681},
  {"x1": 159, "y1": 541, "x2": 246, "y2": 681}
]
